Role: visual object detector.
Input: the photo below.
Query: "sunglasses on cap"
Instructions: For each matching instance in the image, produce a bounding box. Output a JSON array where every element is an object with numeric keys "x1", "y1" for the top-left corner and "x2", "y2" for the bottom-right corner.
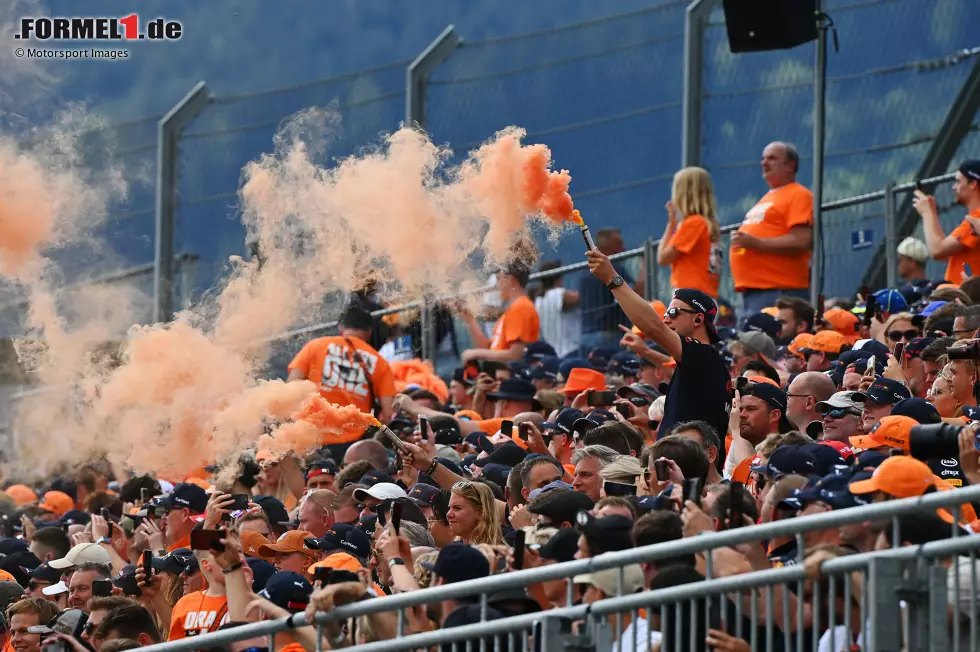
[
  {"x1": 887, "y1": 329, "x2": 917, "y2": 341},
  {"x1": 821, "y1": 408, "x2": 860, "y2": 420},
  {"x1": 665, "y1": 307, "x2": 699, "y2": 319}
]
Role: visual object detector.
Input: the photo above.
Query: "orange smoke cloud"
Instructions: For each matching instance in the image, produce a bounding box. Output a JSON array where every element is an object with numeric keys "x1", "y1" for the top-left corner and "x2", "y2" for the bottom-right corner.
[{"x1": 257, "y1": 393, "x2": 377, "y2": 457}]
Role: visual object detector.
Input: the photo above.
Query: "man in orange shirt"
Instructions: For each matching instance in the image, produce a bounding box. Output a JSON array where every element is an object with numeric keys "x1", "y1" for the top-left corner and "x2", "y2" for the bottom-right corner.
[
  {"x1": 730, "y1": 142, "x2": 814, "y2": 315},
  {"x1": 459, "y1": 262, "x2": 540, "y2": 364},
  {"x1": 913, "y1": 160, "x2": 980, "y2": 283},
  {"x1": 287, "y1": 305, "x2": 396, "y2": 423}
]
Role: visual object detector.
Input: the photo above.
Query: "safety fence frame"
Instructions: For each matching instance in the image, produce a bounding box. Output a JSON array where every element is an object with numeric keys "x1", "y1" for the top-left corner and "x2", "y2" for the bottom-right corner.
[{"x1": 137, "y1": 484, "x2": 980, "y2": 652}]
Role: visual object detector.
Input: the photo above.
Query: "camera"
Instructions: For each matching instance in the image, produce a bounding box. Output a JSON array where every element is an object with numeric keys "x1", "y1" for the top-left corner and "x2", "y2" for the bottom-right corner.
[
  {"x1": 909, "y1": 423, "x2": 967, "y2": 460},
  {"x1": 947, "y1": 339, "x2": 980, "y2": 361}
]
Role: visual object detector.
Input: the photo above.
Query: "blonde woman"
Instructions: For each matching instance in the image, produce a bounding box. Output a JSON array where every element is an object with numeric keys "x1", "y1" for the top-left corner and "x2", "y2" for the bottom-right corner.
[
  {"x1": 927, "y1": 367, "x2": 963, "y2": 418},
  {"x1": 448, "y1": 481, "x2": 506, "y2": 546},
  {"x1": 657, "y1": 167, "x2": 724, "y2": 298},
  {"x1": 882, "y1": 312, "x2": 918, "y2": 348},
  {"x1": 598, "y1": 455, "x2": 643, "y2": 498}
]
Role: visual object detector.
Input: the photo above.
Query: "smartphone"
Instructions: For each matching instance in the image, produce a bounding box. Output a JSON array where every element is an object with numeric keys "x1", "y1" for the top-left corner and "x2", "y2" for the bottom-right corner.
[
  {"x1": 145, "y1": 505, "x2": 155, "y2": 522},
  {"x1": 867, "y1": 355, "x2": 876, "y2": 375},
  {"x1": 513, "y1": 530, "x2": 525, "y2": 571},
  {"x1": 229, "y1": 494, "x2": 250, "y2": 511},
  {"x1": 120, "y1": 573, "x2": 142, "y2": 597},
  {"x1": 614, "y1": 404, "x2": 632, "y2": 420},
  {"x1": 190, "y1": 529, "x2": 227, "y2": 553},
  {"x1": 588, "y1": 390, "x2": 617, "y2": 407},
  {"x1": 100, "y1": 508, "x2": 109, "y2": 521},
  {"x1": 381, "y1": 426, "x2": 409, "y2": 454},
  {"x1": 603, "y1": 481, "x2": 638, "y2": 497},
  {"x1": 391, "y1": 502, "x2": 402, "y2": 536},
  {"x1": 864, "y1": 294, "x2": 877, "y2": 327},
  {"x1": 654, "y1": 459, "x2": 669, "y2": 482},
  {"x1": 967, "y1": 264, "x2": 974, "y2": 278},
  {"x1": 434, "y1": 430, "x2": 463, "y2": 447},
  {"x1": 314, "y1": 566, "x2": 331, "y2": 586},
  {"x1": 517, "y1": 422, "x2": 531, "y2": 443},
  {"x1": 728, "y1": 483, "x2": 744, "y2": 530},
  {"x1": 893, "y1": 342, "x2": 905, "y2": 364},
  {"x1": 395, "y1": 451, "x2": 403, "y2": 472},
  {"x1": 92, "y1": 578, "x2": 113, "y2": 597},
  {"x1": 140, "y1": 488, "x2": 150, "y2": 504},
  {"x1": 141, "y1": 550, "x2": 152, "y2": 585},
  {"x1": 500, "y1": 420, "x2": 514, "y2": 438},
  {"x1": 419, "y1": 416, "x2": 428, "y2": 439},
  {"x1": 683, "y1": 478, "x2": 702, "y2": 508}
]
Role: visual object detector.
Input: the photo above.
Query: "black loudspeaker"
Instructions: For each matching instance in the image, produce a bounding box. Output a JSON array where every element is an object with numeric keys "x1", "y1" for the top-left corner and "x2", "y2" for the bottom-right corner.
[{"x1": 722, "y1": 0, "x2": 818, "y2": 53}]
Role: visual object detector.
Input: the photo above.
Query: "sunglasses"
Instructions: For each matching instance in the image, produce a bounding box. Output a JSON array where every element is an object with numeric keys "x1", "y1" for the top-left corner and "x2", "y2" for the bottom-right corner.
[
  {"x1": 887, "y1": 329, "x2": 917, "y2": 341},
  {"x1": 665, "y1": 307, "x2": 699, "y2": 319},
  {"x1": 628, "y1": 397, "x2": 652, "y2": 407},
  {"x1": 821, "y1": 408, "x2": 860, "y2": 420}
]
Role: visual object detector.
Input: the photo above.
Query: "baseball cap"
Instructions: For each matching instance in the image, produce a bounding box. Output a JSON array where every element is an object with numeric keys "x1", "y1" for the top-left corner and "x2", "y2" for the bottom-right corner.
[
  {"x1": 305, "y1": 460, "x2": 339, "y2": 480},
  {"x1": 38, "y1": 492, "x2": 73, "y2": 517},
  {"x1": 800, "y1": 444, "x2": 846, "y2": 476},
  {"x1": 41, "y1": 581, "x2": 68, "y2": 597},
  {"x1": 890, "y1": 397, "x2": 940, "y2": 425},
  {"x1": 616, "y1": 383, "x2": 660, "y2": 401},
  {"x1": 848, "y1": 455, "x2": 936, "y2": 498},
  {"x1": 528, "y1": 489, "x2": 595, "y2": 526},
  {"x1": 897, "y1": 237, "x2": 929, "y2": 263},
  {"x1": 742, "y1": 312, "x2": 781, "y2": 340},
  {"x1": 433, "y1": 543, "x2": 491, "y2": 584},
  {"x1": 529, "y1": 357, "x2": 560, "y2": 382},
  {"x1": 742, "y1": 381, "x2": 787, "y2": 413},
  {"x1": 524, "y1": 341, "x2": 557, "y2": 363},
  {"x1": 819, "y1": 440, "x2": 855, "y2": 462},
  {"x1": 959, "y1": 159, "x2": 980, "y2": 183},
  {"x1": 257, "y1": 531, "x2": 318, "y2": 559},
  {"x1": 28, "y1": 609, "x2": 87, "y2": 638},
  {"x1": 351, "y1": 483, "x2": 406, "y2": 503},
  {"x1": 474, "y1": 441, "x2": 527, "y2": 468},
  {"x1": 557, "y1": 358, "x2": 593, "y2": 382},
  {"x1": 801, "y1": 330, "x2": 848, "y2": 355},
  {"x1": 253, "y1": 495, "x2": 290, "y2": 527},
  {"x1": 160, "y1": 483, "x2": 209, "y2": 514},
  {"x1": 29, "y1": 563, "x2": 62, "y2": 584},
  {"x1": 849, "y1": 415, "x2": 917, "y2": 452},
  {"x1": 55, "y1": 510, "x2": 91, "y2": 527},
  {"x1": 874, "y1": 288, "x2": 909, "y2": 314},
  {"x1": 751, "y1": 446, "x2": 817, "y2": 478},
  {"x1": 571, "y1": 409, "x2": 617, "y2": 435},
  {"x1": 854, "y1": 378, "x2": 912, "y2": 406},
  {"x1": 560, "y1": 368, "x2": 606, "y2": 396},
  {"x1": 246, "y1": 558, "x2": 276, "y2": 593},
  {"x1": 576, "y1": 514, "x2": 634, "y2": 554},
  {"x1": 258, "y1": 571, "x2": 313, "y2": 613},
  {"x1": 903, "y1": 337, "x2": 934, "y2": 360},
  {"x1": 823, "y1": 308, "x2": 861, "y2": 343},
  {"x1": 358, "y1": 470, "x2": 398, "y2": 488},
  {"x1": 735, "y1": 331, "x2": 777, "y2": 361},
  {"x1": 308, "y1": 552, "x2": 363, "y2": 575},
  {"x1": 305, "y1": 524, "x2": 372, "y2": 560},
  {"x1": 152, "y1": 548, "x2": 198, "y2": 575},
  {"x1": 486, "y1": 378, "x2": 537, "y2": 403},
  {"x1": 537, "y1": 528, "x2": 580, "y2": 563},
  {"x1": 480, "y1": 464, "x2": 511, "y2": 488},
  {"x1": 573, "y1": 564, "x2": 644, "y2": 596},
  {"x1": 587, "y1": 347, "x2": 619, "y2": 372},
  {"x1": 49, "y1": 543, "x2": 111, "y2": 570},
  {"x1": 815, "y1": 391, "x2": 864, "y2": 414},
  {"x1": 779, "y1": 473, "x2": 861, "y2": 511},
  {"x1": 407, "y1": 483, "x2": 441, "y2": 507},
  {"x1": 239, "y1": 531, "x2": 273, "y2": 560},
  {"x1": 606, "y1": 351, "x2": 640, "y2": 376},
  {"x1": 541, "y1": 408, "x2": 584, "y2": 436},
  {"x1": 673, "y1": 288, "x2": 720, "y2": 343},
  {"x1": 786, "y1": 333, "x2": 814, "y2": 359},
  {"x1": 4, "y1": 485, "x2": 37, "y2": 506},
  {"x1": 527, "y1": 480, "x2": 574, "y2": 501}
]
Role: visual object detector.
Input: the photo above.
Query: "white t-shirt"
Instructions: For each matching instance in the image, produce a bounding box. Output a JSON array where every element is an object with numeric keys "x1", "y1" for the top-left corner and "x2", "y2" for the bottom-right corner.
[
  {"x1": 534, "y1": 287, "x2": 581, "y2": 358},
  {"x1": 611, "y1": 617, "x2": 661, "y2": 652}
]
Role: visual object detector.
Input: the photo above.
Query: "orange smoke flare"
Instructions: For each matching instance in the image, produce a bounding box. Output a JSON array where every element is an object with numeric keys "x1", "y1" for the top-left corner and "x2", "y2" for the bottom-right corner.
[
  {"x1": 258, "y1": 393, "x2": 377, "y2": 456},
  {"x1": 539, "y1": 170, "x2": 576, "y2": 224}
]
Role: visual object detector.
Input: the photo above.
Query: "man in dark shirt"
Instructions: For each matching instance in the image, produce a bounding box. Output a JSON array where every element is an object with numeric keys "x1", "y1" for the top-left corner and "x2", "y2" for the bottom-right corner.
[
  {"x1": 578, "y1": 228, "x2": 635, "y2": 357},
  {"x1": 586, "y1": 251, "x2": 731, "y2": 441}
]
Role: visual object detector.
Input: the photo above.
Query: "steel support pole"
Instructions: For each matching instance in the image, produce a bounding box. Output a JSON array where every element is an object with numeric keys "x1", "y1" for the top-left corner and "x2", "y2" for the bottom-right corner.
[
  {"x1": 884, "y1": 182, "x2": 897, "y2": 288},
  {"x1": 681, "y1": 0, "x2": 718, "y2": 167},
  {"x1": 643, "y1": 238, "x2": 658, "y2": 300},
  {"x1": 154, "y1": 81, "x2": 211, "y2": 324},
  {"x1": 810, "y1": 10, "x2": 828, "y2": 305}
]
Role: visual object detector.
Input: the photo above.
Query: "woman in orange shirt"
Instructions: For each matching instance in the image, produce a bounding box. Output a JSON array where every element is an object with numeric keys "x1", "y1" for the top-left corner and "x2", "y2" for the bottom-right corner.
[{"x1": 657, "y1": 167, "x2": 723, "y2": 298}]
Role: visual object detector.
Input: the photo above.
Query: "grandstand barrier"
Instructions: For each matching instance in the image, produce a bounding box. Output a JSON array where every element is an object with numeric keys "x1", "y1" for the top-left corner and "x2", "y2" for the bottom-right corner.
[{"x1": 136, "y1": 484, "x2": 980, "y2": 652}]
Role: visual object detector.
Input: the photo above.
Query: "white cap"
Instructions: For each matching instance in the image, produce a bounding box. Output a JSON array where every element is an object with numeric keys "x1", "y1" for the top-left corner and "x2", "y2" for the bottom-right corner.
[
  {"x1": 49, "y1": 542, "x2": 112, "y2": 570},
  {"x1": 897, "y1": 237, "x2": 929, "y2": 263},
  {"x1": 573, "y1": 564, "x2": 645, "y2": 596},
  {"x1": 42, "y1": 580, "x2": 68, "y2": 596},
  {"x1": 352, "y1": 483, "x2": 407, "y2": 502}
]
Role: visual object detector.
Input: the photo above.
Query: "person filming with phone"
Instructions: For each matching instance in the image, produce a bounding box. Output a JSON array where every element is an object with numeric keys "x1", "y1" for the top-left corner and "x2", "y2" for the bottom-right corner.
[{"x1": 913, "y1": 159, "x2": 980, "y2": 283}]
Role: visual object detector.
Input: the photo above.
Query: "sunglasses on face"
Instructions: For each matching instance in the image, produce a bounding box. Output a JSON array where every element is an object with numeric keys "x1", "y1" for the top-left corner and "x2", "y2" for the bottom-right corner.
[
  {"x1": 821, "y1": 408, "x2": 860, "y2": 420},
  {"x1": 887, "y1": 329, "x2": 917, "y2": 341},
  {"x1": 665, "y1": 307, "x2": 699, "y2": 320},
  {"x1": 628, "y1": 397, "x2": 652, "y2": 407}
]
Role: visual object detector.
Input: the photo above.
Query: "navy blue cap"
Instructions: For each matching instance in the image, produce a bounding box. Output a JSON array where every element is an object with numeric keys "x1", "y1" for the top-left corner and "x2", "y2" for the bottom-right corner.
[
  {"x1": 451, "y1": 368, "x2": 475, "y2": 386},
  {"x1": 29, "y1": 563, "x2": 62, "y2": 584},
  {"x1": 407, "y1": 483, "x2": 440, "y2": 507},
  {"x1": 524, "y1": 341, "x2": 557, "y2": 362},
  {"x1": 245, "y1": 557, "x2": 276, "y2": 593},
  {"x1": 473, "y1": 441, "x2": 527, "y2": 468},
  {"x1": 800, "y1": 444, "x2": 846, "y2": 476},
  {"x1": 572, "y1": 409, "x2": 616, "y2": 435},
  {"x1": 779, "y1": 474, "x2": 860, "y2": 511},
  {"x1": 306, "y1": 524, "x2": 372, "y2": 560},
  {"x1": 55, "y1": 510, "x2": 91, "y2": 527},
  {"x1": 152, "y1": 548, "x2": 198, "y2": 576},
  {"x1": 744, "y1": 381, "x2": 788, "y2": 412},
  {"x1": 161, "y1": 483, "x2": 208, "y2": 514},
  {"x1": 480, "y1": 463, "x2": 511, "y2": 488},
  {"x1": 537, "y1": 528, "x2": 579, "y2": 563},
  {"x1": 357, "y1": 470, "x2": 397, "y2": 487},
  {"x1": 541, "y1": 407, "x2": 584, "y2": 436},
  {"x1": 964, "y1": 405, "x2": 980, "y2": 422},
  {"x1": 742, "y1": 312, "x2": 781, "y2": 340},
  {"x1": 259, "y1": 571, "x2": 313, "y2": 613},
  {"x1": 855, "y1": 377, "x2": 912, "y2": 405},
  {"x1": 959, "y1": 159, "x2": 980, "y2": 183},
  {"x1": 486, "y1": 378, "x2": 537, "y2": 402},
  {"x1": 434, "y1": 543, "x2": 491, "y2": 584},
  {"x1": 558, "y1": 357, "x2": 593, "y2": 381},
  {"x1": 356, "y1": 514, "x2": 378, "y2": 535},
  {"x1": 606, "y1": 351, "x2": 640, "y2": 376},
  {"x1": 388, "y1": 415, "x2": 415, "y2": 432},
  {"x1": 890, "y1": 397, "x2": 940, "y2": 424},
  {"x1": 306, "y1": 459, "x2": 339, "y2": 479},
  {"x1": 751, "y1": 446, "x2": 818, "y2": 477},
  {"x1": 463, "y1": 431, "x2": 494, "y2": 454},
  {"x1": 530, "y1": 357, "x2": 560, "y2": 381},
  {"x1": 853, "y1": 450, "x2": 888, "y2": 471},
  {"x1": 253, "y1": 495, "x2": 290, "y2": 527},
  {"x1": 586, "y1": 347, "x2": 619, "y2": 372},
  {"x1": 507, "y1": 361, "x2": 532, "y2": 380},
  {"x1": 674, "y1": 288, "x2": 721, "y2": 343},
  {"x1": 852, "y1": 339, "x2": 891, "y2": 360}
]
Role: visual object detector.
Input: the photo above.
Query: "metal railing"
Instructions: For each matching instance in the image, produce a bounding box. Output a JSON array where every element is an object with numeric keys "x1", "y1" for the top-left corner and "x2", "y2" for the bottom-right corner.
[{"x1": 138, "y1": 484, "x2": 980, "y2": 652}]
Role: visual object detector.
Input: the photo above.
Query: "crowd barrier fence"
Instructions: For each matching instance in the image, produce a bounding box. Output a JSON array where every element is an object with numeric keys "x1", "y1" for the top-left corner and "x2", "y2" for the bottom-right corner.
[{"x1": 138, "y1": 484, "x2": 980, "y2": 652}]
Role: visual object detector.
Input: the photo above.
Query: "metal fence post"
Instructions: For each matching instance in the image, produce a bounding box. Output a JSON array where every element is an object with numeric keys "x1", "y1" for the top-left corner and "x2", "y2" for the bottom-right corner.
[
  {"x1": 681, "y1": 0, "x2": 717, "y2": 167},
  {"x1": 154, "y1": 81, "x2": 211, "y2": 324},
  {"x1": 643, "y1": 237, "x2": 659, "y2": 300},
  {"x1": 868, "y1": 557, "x2": 904, "y2": 651},
  {"x1": 884, "y1": 181, "x2": 897, "y2": 288}
]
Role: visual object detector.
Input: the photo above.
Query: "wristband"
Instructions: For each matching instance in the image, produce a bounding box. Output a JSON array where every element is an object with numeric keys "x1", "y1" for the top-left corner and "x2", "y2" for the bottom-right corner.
[
  {"x1": 388, "y1": 557, "x2": 406, "y2": 569},
  {"x1": 96, "y1": 537, "x2": 112, "y2": 545},
  {"x1": 423, "y1": 459, "x2": 439, "y2": 477},
  {"x1": 221, "y1": 562, "x2": 244, "y2": 574}
]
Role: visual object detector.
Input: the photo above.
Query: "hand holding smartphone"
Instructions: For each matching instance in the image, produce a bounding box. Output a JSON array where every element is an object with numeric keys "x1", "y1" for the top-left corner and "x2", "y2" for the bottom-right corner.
[
  {"x1": 391, "y1": 502, "x2": 402, "y2": 536},
  {"x1": 500, "y1": 420, "x2": 514, "y2": 438}
]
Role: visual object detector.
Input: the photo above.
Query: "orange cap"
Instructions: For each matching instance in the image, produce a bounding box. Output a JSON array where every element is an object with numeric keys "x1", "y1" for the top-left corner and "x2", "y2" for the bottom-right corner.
[
  {"x1": 761, "y1": 306, "x2": 779, "y2": 318},
  {"x1": 560, "y1": 368, "x2": 606, "y2": 396},
  {"x1": 803, "y1": 330, "x2": 848, "y2": 354},
  {"x1": 787, "y1": 333, "x2": 814, "y2": 358},
  {"x1": 257, "y1": 531, "x2": 318, "y2": 558},
  {"x1": 4, "y1": 484, "x2": 37, "y2": 506},
  {"x1": 745, "y1": 375, "x2": 779, "y2": 388},
  {"x1": 731, "y1": 455, "x2": 761, "y2": 484},
  {"x1": 632, "y1": 301, "x2": 666, "y2": 335},
  {"x1": 823, "y1": 308, "x2": 861, "y2": 343},
  {"x1": 849, "y1": 415, "x2": 915, "y2": 452},
  {"x1": 39, "y1": 491, "x2": 74, "y2": 517},
  {"x1": 0, "y1": 570, "x2": 16, "y2": 583},
  {"x1": 308, "y1": 552, "x2": 363, "y2": 575},
  {"x1": 241, "y1": 531, "x2": 274, "y2": 559},
  {"x1": 453, "y1": 410, "x2": 483, "y2": 422},
  {"x1": 848, "y1": 456, "x2": 936, "y2": 498}
]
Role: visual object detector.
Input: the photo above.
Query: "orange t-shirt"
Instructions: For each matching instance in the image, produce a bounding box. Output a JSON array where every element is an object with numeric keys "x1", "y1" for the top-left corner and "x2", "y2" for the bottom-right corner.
[
  {"x1": 945, "y1": 210, "x2": 980, "y2": 282},
  {"x1": 287, "y1": 335, "x2": 396, "y2": 415},
  {"x1": 168, "y1": 591, "x2": 230, "y2": 640},
  {"x1": 168, "y1": 534, "x2": 191, "y2": 553},
  {"x1": 730, "y1": 182, "x2": 813, "y2": 291},
  {"x1": 489, "y1": 296, "x2": 540, "y2": 351},
  {"x1": 668, "y1": 214, "x2": 721, "y2": 297}
]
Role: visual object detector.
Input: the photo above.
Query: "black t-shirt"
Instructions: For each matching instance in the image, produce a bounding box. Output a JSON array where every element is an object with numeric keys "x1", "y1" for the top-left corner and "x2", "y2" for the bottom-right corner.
[
  {"x1": 658, "y1": 337, "x2": 732, "y2": 441},
  {"x1": 928, "y1": 456, "x2": 966, "y2": 488}
]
